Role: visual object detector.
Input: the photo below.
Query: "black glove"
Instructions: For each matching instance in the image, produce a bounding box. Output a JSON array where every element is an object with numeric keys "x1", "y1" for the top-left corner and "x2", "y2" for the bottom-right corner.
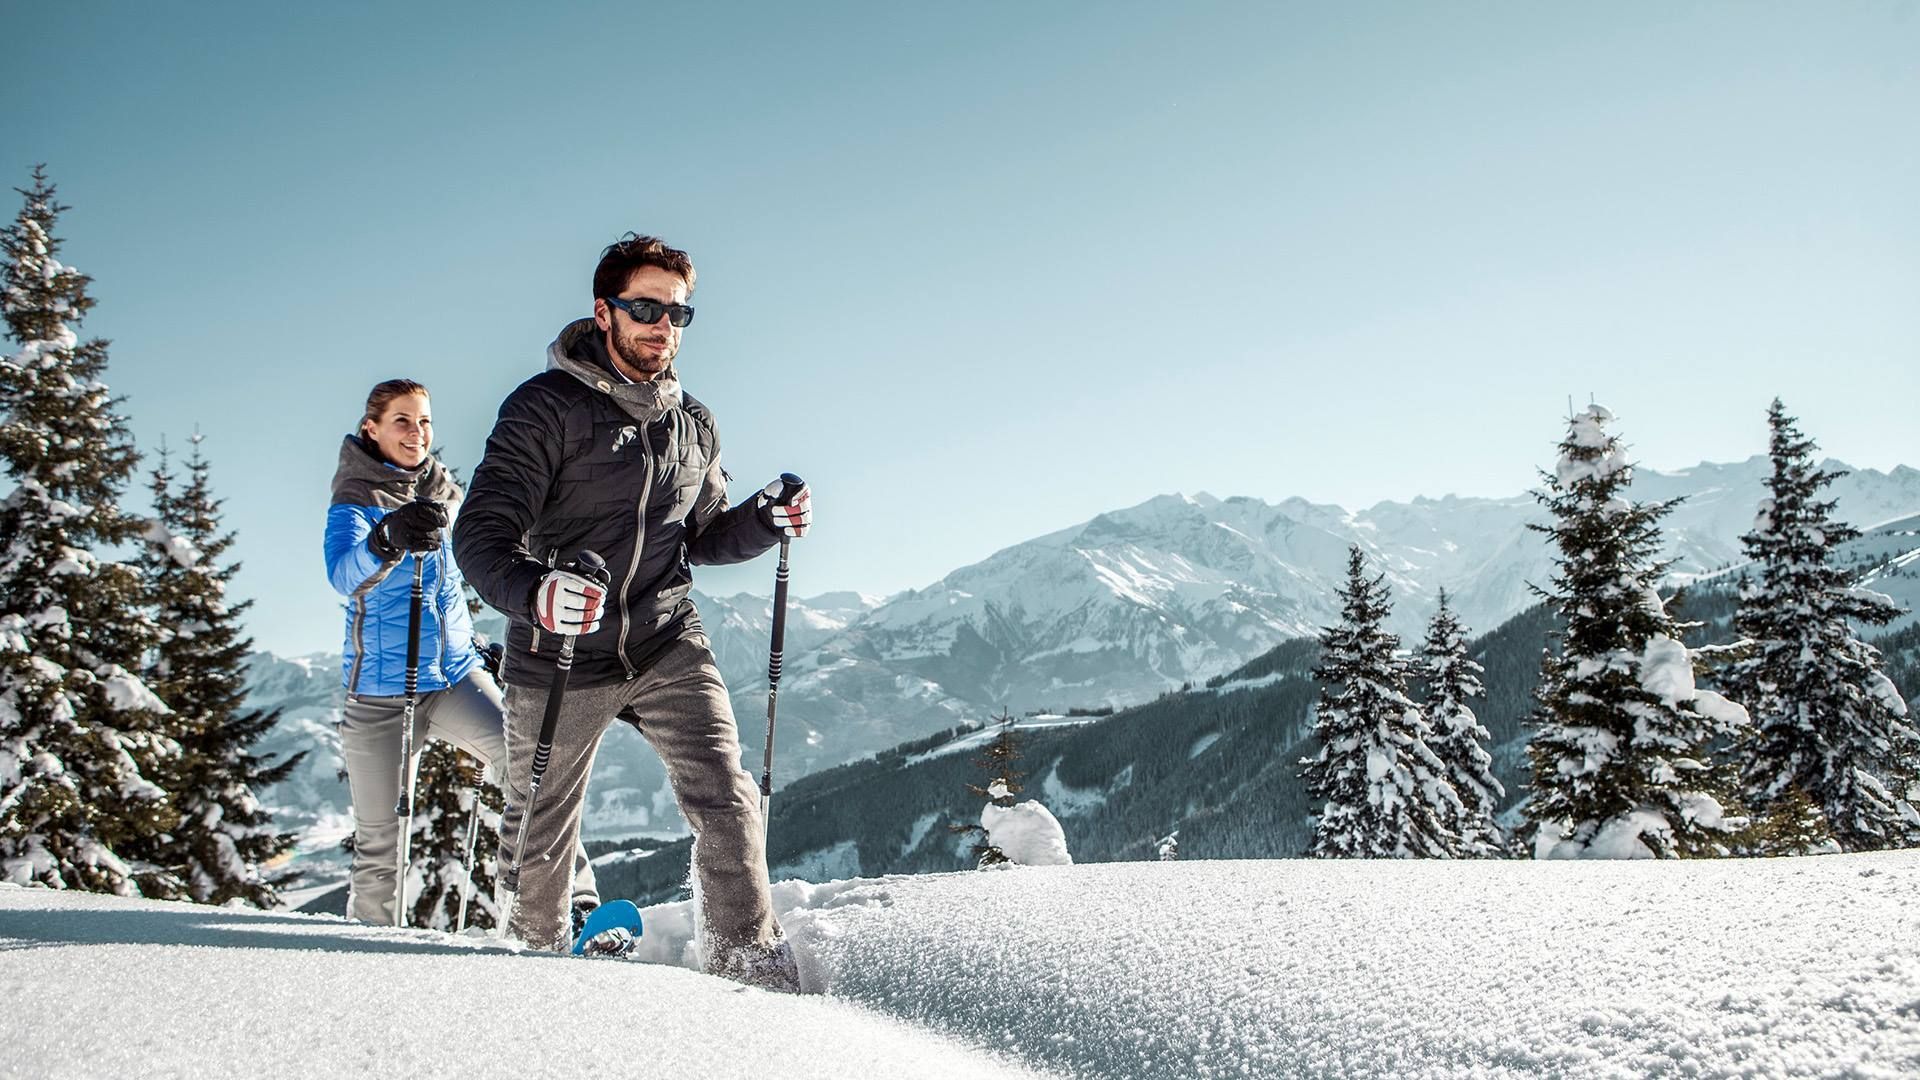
[
  {"x1": 370, "y1": 499, "x2": 449, "y2": 558},
  {"x1": 474, "y1": 636, "x2": 505, "y2": 679}
]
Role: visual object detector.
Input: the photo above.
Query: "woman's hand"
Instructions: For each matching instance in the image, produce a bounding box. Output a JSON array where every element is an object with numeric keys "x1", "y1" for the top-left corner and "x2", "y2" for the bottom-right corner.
[{"x1": 371, "y1": 498, "x2": 450, "y2": 558}]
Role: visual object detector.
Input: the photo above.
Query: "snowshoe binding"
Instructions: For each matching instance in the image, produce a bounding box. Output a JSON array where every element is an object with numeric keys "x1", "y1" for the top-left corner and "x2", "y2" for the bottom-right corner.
[{"x1": 570, "y1": 899, "x2": 643, "y2": 958}]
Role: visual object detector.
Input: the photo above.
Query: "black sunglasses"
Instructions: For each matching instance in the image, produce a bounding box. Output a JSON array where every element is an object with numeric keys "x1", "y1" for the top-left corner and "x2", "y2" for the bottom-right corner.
[{"x1": 603, "y1": 295, "x2": 695, "y2": 328}]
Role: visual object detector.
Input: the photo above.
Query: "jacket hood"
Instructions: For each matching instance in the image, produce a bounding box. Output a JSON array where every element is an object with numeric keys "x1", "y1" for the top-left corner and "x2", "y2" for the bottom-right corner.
[
  {"x1": 548, "y1": 318, "x2": 683, "y2": 424},
  {"x1": 331, "y1": 435, "x2": 463, "y2": 510}
]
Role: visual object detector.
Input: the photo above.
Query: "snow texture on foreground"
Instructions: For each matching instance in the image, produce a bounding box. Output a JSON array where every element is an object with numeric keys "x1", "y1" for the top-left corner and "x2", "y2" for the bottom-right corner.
[
  {"x1": 637, "y1": 852, "x2": 1920, "y2": 1078},
  {"x1": 0, "y1": 885, "x2": 1044, "y2": 1080},
  {"x1": 5, "y1": 854, "x2": 1918, "y2": 1080}
]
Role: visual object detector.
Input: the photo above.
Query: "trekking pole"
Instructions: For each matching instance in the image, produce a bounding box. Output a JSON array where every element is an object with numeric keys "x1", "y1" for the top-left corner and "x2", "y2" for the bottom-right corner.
[
  {"x1": 458, "y1": 642, "x2": 505, "y2": 933},
  {"x1": 454, "y1": 752, "x2": 483, "y2": 933},
  {"x1": 392, "y1": 552, "x2": 427, "y2": 928},
  {"x1": 503, "y1": 551, "x2": 609, "y2": 897},
  {"x1": 760, "y1": 473, "x2": 805, "y2": 839}
]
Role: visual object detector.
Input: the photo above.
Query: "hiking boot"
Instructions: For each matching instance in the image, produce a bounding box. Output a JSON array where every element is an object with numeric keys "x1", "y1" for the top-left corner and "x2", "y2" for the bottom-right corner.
[
  {"x1": 580, "y1": 925, "x2": 636, "y2": 958},
  {"x1": 569, "y1": 900, "x2": 597, "y2": 940},
  {"x1": 712, "y1": 938, "x2": 802, "y2": 993}
]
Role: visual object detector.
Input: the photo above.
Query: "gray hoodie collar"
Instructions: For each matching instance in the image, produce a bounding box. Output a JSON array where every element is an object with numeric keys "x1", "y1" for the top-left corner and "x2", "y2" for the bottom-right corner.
[
  {"x1": 330, "y1": 436, "x2": 462, "y2": 509},
  {"x1": 548, "y1": 318, "x2": 683, "y2": 424}
]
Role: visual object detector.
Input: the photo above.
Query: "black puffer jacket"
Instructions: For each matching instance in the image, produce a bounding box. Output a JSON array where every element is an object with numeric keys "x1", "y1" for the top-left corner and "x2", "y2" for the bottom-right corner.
[{"x1": 453, "y1": 318, "x2": 780, "y2": 689}]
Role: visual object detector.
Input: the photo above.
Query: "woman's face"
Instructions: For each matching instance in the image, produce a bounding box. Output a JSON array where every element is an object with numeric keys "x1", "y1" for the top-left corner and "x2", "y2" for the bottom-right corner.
[{"x1": 362, "y1": 392, "x2": 432, "y2": 469}]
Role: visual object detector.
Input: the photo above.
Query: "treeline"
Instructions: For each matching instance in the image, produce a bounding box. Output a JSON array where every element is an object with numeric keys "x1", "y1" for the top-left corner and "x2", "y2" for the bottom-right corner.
[{"x1": 1301, "y1": 402, "x2": 1918, "y2": 861}]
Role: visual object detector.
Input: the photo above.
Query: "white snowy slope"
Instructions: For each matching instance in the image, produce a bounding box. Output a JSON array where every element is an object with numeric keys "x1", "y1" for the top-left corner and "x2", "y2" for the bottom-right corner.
[
  {"x1": 1848, "y1": 512, "x2": 1920, "y2": 635},
  {"x1": 634, "y1": 853, "x2": 1920, "y2": 1079},
  {"x1": 7, "y1": 855, "x2": 1917, "y2": 1078},
  {"x1": 0, "y1": 884, "x2": 1046, "y2": 1080},
  {"x1": 697, "y1": 588, "x2": 885, "y2": 686}
]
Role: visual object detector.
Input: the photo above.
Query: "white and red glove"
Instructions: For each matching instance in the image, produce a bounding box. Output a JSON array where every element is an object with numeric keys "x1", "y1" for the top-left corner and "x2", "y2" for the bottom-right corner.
[
  {"x1": 760, "y1": 477, "x2": 811, "y2": 538},
  {"x1": 533, "y1": 568, "x2": 607, "y2": 635}
]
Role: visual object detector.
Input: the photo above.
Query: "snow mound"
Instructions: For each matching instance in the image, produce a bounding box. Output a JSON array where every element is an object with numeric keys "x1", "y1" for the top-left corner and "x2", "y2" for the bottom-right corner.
[
  {"x1": 981, "y1": 798, "x2": 1073, "y2": 866},
  {"x1": 981, "y1": 778, "x2": 1073, "y2": 866},
  {"x1": 0, "y1": 885, "x2": 1045, "y2": 1079},
  {"x1": 641, "y1": 854, "x2": 1920, "y2": 1078}
]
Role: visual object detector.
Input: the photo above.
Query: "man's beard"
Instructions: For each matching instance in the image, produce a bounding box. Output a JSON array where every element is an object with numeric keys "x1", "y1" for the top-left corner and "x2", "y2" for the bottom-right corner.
[{"x1": 611, "y1": 327, "x2": 676, "y2": 378}]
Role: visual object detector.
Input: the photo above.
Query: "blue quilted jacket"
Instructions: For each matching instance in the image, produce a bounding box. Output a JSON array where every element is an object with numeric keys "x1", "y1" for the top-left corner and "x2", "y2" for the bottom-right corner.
[{"x1": 324, "y1": 436, "x2": 480, "y2": 696}]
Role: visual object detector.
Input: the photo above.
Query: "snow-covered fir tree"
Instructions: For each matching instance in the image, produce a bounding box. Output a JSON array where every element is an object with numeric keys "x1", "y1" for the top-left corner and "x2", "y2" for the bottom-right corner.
[
  {"x1": 1742, "y1": 784, "x2": 1841, "y2": 857},
  {"x1": 1725, "y1": 399, "x2": 1919, "y2": 852},
  {"x1": 1419, "y1": 589, "x2": 1506, "y2": 856},
  {"x1": 1525, "y1": 404, "x2": 1749, "y2": 860},
  {"x1": 951, "y1": 709, "x2": 1024, "y2": 868},
  {"x1": 1302, "y1": 545, "x2": 1459, "y2": 859},
  {"x1": 0, "y1": 168, "x2": 177, "y2": 893},
  {"x1": 403, "y1": 740, "x2": 501, "y2": 930},
  {"x1": 1155, "y1": 829, "x2": 1180, "y2": 861},
  {"x1": 134, "y1": 435, "x2": 302, "y2": 906}
]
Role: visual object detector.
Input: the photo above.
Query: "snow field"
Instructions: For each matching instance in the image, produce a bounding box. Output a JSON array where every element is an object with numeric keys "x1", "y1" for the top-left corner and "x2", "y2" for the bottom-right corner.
[
  {"x1": 0, "y1": 884, "x2": 1047, "y2": 1080},
  {"x1": 637, "y1": 854, "x2": 1920, "y2": 1079},
  {"x1": 6, "y1": 853, "x2": 1918, "y2": 1079}
]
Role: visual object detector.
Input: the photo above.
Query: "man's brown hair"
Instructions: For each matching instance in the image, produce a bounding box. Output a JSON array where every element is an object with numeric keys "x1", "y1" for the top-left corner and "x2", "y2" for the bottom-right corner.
[{"x1": 593, "y1": 233, "x2": 696, "y2": 300}]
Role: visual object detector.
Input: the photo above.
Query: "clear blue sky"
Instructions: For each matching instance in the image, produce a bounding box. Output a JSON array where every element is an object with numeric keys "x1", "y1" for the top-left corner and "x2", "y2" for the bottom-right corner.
[{"x1": 5, "y1": 2, "x2": 1916, "y2": 655}]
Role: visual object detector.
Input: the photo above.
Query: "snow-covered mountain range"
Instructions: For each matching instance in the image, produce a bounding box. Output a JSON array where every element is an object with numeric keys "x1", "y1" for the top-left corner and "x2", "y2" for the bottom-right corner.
[
  {"x1": 247, "y1": 454, "x2": 1920, "y2": 845},
  {"x1": 751, "y1": 454, "x2": 1920, "y2": 776}
]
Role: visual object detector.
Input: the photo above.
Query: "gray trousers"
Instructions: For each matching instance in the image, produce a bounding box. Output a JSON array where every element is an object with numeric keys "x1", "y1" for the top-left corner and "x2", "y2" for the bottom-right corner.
[
  {"x1": 339, "y1": 668, "x2": 597, "y2": 925},
  {"x1": 499, "y1": 633, "x2": 780, "y2": 960}
]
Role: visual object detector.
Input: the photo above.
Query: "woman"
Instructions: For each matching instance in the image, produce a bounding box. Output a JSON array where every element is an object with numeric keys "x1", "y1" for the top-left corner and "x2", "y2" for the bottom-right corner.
[{"x1": 325, "y1": 379, "x2": 596, "y2": 928}]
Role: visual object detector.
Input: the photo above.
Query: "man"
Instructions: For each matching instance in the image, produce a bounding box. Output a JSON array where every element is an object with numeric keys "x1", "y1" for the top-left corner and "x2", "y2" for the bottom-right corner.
[{"x1": 452, "y1": 234, "x2": 811, "y2": 989}]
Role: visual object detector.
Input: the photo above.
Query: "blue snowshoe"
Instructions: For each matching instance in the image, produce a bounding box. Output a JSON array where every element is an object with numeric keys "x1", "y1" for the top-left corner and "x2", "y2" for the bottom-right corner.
[{"x1": 571, "y1": 899, "x2": 644, "y2": 958}]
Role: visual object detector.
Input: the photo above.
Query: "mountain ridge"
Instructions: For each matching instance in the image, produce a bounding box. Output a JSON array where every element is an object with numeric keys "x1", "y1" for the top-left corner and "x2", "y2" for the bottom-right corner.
[{"x1": 247, "y1": 454, "x2": 1920, "y2": 853}]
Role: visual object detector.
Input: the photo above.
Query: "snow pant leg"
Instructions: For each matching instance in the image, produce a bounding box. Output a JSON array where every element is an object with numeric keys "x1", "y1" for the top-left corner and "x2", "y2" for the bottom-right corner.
[
  {"x1": 418, "y1": 669, "x2": 598, "y2": 906},
  {"x1": 498, "y1": 679, "x2": 623, "y2": 951},
  {"x1": 620, "y1": 634, "x2": 779, "y2": 963},
  {"x1": 338, "y1": 693, "x2": 417, "y2": 925}
]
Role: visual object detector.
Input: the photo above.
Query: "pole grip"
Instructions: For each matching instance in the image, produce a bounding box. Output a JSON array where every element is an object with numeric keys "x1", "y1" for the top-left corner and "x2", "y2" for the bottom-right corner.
[
  {"x1": 767, "y1": 542, "x2": 790, "y2": 690},
  {"x1": 403, "y1": 558, "x2": 424, "y2": 697}
]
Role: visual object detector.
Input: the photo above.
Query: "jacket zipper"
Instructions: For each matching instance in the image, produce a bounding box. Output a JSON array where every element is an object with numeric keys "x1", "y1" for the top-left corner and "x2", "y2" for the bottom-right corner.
[
  {"x1": 614, "y1": 426, "x2": 655, "y2": 680},
  {"x1": 348, "y1": 595, "x2": 368, "y2": 694}
]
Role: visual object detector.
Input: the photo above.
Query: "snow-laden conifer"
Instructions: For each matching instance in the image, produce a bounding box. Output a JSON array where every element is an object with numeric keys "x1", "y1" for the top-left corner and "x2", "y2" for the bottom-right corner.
[
  {"x1": 1303, "y1": 546, "x2": 1459, "y2": 858},
  {"x1": 1420, "y1": 590, "x2": 1505, "y2": 856},
  {"x1": 1726, "y1": 399, "x2": 1919, "y2": 852},
  {"x1": 134, "y1": 435, "x2": 302, "y2": 905},
  {"x1": 1156, "y1": 829, "x2": 1180, "y2": 861},
  {"x1": 0, "y1": 168, "x2": 176, "y2": 892},
  {"x1": 952, "y1": 710, "x2": 1019, "y2": 866},
  {"x1": 1525, "y1": 405, "x2": 1749, "y2": 859},
  {"x1": 401, "y1": 740, "x2": 501, "y2": 929}
]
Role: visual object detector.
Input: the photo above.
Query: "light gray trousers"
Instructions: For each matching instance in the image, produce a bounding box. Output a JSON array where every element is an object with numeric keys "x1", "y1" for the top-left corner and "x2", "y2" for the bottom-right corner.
[
  {"x1": 499, "y1": 633, "x2": 780, "y2": 960},
  {"x1": 339, "y1": 668, "x2": 597, "y2": 925}
]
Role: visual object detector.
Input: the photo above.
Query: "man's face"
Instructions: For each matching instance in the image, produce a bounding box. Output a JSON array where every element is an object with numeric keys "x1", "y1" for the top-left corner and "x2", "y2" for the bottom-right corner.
[{"x1": 596, "y1": 265, "x2": 689, "y2": 382}]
